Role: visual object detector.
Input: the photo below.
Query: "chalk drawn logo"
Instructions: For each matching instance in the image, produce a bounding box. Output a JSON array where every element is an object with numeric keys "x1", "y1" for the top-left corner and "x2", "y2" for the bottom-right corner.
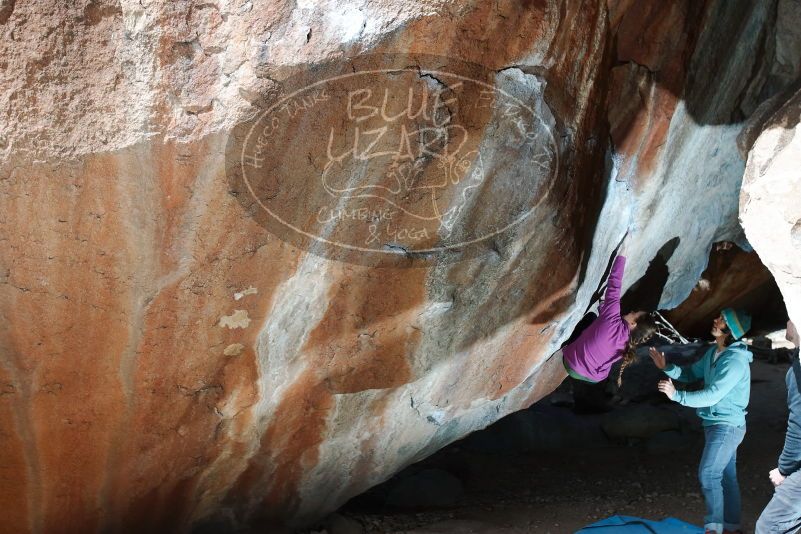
[{"x1": 226, "y1": 54, "x2": 560, "y2": 266}]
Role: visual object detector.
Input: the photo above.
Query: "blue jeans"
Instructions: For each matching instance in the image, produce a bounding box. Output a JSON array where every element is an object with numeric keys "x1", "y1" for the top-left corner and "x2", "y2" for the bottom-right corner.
[
  {"x1": 699, "y1": 424, "x2": 746, "y2": 533},
  {"x1": 756, "y1": 469, "x2": 801, "y2": 533}
]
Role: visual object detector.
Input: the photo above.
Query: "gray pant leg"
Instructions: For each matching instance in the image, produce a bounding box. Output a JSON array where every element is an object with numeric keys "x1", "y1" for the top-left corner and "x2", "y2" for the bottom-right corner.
[{"x1": 756, "y1": 470, "x2": 801, "y2": 534}]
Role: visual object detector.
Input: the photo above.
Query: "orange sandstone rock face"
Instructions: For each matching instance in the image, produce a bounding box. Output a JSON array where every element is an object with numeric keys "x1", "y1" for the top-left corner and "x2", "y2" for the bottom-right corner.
[{"x1": 0, "y1": 1, "x2": 794, "y2": 532}]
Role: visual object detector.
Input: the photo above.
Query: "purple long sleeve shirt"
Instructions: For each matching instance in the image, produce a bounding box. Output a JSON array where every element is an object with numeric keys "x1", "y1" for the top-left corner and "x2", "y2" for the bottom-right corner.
[{"x1": 562, "y1": 255, "x2": 630, "y2": 382}]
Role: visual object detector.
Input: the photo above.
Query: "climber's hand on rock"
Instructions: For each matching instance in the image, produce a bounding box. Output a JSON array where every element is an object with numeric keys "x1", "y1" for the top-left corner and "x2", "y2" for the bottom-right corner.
[
  {"x1": 618, "y1": 232, "x2": 630, "y2": 256},
  {"x1": 649, "y1": 347, "x2": 666, "y2": 369},
  {"x1": 658, "y1": 379, "x2": 676, "y2": 400}
]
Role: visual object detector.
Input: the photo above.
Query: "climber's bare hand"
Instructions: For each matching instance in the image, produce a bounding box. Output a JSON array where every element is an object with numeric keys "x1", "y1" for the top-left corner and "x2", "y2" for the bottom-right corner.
[
  {"x1": 649, "y1": 347, "x2": 666, "y2": 370},
  {"x1": 619, "y1": 232, "x2": 630, "y2": 256},
  {"x1": 658, "y1": 379, "x2": 676, "y2": 400}
]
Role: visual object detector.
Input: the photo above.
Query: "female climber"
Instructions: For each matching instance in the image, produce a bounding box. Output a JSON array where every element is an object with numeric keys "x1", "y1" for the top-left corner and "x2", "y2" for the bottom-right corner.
[{"x1": 558, "y1": 234, "x2": 657, "y2": 386}]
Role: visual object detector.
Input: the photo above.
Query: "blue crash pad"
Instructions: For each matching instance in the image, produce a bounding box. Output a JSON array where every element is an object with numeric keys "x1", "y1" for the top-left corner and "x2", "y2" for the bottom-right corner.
[{"x1": 576, "y1": 515, "x2": 704, "y2": 533}]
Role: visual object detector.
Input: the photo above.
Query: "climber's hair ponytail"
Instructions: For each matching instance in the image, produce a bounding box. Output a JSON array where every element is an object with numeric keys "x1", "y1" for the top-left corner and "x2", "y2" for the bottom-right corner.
[{"x1": 617, "y1": 313, "x2": 658, "y2": 387}]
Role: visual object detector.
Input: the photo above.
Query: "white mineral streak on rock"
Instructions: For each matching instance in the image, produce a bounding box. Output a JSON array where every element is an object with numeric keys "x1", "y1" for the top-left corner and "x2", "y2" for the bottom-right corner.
[
  {"x1": 741, "y1": 88, "x2": 801, "y2": 326},
  {"x1": 190, "y1": 251, "x2": 338, "y2": 523},
  {"x1": 298, "y1": 388, "x2": 402, "y2": 517},
  {"x1": 258, "y1": 254, "x2": 334, "y2": 406},
  {"x1": 624, "y1": 101, "x2": 747, "y2": 309},
  {"x1": 244, "y1": 252, "x2": 335, "y2": 492}
]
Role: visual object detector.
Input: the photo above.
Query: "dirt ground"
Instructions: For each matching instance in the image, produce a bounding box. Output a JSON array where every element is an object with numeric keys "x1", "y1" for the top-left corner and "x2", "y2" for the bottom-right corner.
[{"x1": 331, "y1": 357, "x2": 792, "y2": 534}]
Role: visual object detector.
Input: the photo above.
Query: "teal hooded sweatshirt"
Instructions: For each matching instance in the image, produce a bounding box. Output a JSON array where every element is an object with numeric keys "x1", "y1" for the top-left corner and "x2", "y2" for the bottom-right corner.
[{"x1": 663, "y1": 340, "x2": 753, "y2": 427}]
